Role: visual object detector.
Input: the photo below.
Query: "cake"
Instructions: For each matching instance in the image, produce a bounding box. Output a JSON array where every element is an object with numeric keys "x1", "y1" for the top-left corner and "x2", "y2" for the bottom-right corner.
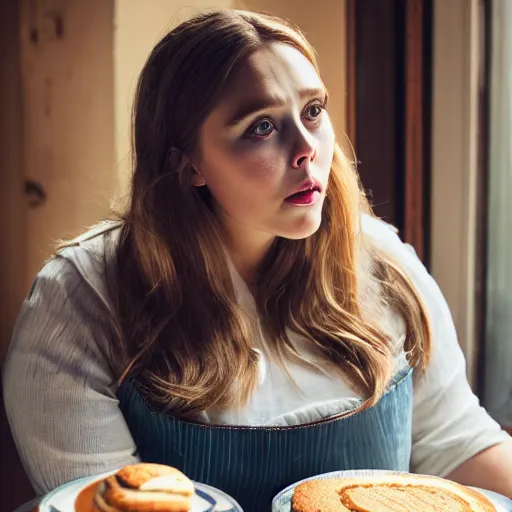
[
  {"x1": 93, "y1": 463, "x2": 195, "y2": 512},
  {"x1": 291, "y1": 473, "x2": 497, "y2": 512}
]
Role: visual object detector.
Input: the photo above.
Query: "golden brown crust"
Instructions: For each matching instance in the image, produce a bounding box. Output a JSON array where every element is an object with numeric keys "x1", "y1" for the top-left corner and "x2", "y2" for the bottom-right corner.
[
  {"x1": 291, "y1": 474, "x2": 497, "y2": 512},
  {"x1": 292, "y1": 479, "x2": 351, "y2": 512},
  {"x1": 93, "y1": 464, "x2": 194, "y2": 512},
  {"x1": 115, "y1": 464, "x2": 189, "y2": 491}
]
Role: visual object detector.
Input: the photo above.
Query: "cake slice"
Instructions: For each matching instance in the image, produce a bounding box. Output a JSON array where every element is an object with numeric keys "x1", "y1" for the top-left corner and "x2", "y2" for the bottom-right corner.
[
  {"x1": 93, "y1": 463, "x2": 195, "y2": 512},
  {"x1": 291, "y1": 473, "x2": 496, "y2": 512}
]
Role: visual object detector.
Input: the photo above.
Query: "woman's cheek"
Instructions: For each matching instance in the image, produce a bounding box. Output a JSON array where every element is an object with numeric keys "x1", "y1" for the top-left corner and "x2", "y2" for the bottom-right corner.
[
  {"x1": 316, "y1": 124, "x2": 335, "y2": 168},
  {"x1": 232, "y1": 148, "x2": 282, "y2": 184}
]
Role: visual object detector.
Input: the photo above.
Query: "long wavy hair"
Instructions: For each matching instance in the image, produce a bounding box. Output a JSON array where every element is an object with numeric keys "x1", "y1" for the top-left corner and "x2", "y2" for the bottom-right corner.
[{"x1": 102, "y1": 9, "x2": 431, "y2": 416}]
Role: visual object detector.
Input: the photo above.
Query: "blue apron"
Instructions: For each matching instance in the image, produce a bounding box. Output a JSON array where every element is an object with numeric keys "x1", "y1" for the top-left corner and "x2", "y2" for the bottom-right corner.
[{"x1": 117, "y1": 367, "x2": 413, "y2": 511}]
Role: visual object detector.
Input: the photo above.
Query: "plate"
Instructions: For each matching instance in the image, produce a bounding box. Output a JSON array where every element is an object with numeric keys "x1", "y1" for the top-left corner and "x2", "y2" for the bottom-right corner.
[
  {"x1": 272, "y1": 469, "x2": 512, "y2": 511},
  {"x1": 39, "y1": 471, "x2": 242, "y2": 512}
]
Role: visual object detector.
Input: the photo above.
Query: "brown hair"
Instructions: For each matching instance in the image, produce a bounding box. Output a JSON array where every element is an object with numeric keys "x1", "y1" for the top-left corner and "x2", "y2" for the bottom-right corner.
[{"x1": 103, "y1": 9, "x2": 431, "y2": 416}]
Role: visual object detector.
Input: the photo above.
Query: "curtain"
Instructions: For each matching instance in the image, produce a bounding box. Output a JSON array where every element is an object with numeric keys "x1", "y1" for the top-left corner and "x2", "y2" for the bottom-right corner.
[{"x1": 483, "y1": 0, "x2": 512, "y2": 427}]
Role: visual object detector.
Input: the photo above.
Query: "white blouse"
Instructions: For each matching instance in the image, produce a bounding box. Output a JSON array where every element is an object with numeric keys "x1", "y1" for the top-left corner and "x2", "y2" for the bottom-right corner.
[{"x1": 2, "y1": 215, "x2": 508, "y2": 495}]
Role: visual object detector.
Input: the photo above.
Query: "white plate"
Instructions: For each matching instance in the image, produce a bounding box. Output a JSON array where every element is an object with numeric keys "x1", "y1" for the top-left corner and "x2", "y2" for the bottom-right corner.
[
  {"x1": 272, "y1": 469, "x2": 512, "y2": 511},
  {"x1": 39, "y1": 471, "x2": 242, "y2": 512}
]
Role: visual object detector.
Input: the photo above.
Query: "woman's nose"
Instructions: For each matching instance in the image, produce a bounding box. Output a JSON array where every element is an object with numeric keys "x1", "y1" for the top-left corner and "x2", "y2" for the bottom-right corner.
[{"x1": 292, "y1": 133, "x2": 316, "y2": 169}]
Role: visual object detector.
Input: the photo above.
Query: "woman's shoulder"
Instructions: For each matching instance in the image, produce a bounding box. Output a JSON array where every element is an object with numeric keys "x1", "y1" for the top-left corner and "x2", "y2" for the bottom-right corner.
[
  {"x1": 58, "y1": 219, "x2": 123, "y2": 264},
  {"x1": 44, "y1": 219, "x2": 123, "y2": 313},
  {"x1": 362, "y1": 214, "x2": 405, "y2": 251},
  {"x1": 361, "y1": 214, "x2": 423, "y2": 272}
]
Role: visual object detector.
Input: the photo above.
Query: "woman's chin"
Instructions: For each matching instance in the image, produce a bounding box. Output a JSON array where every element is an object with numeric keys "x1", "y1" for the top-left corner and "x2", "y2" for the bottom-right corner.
[{"x1": 278, "y1": 212, "x2": 323, "y2": 240}]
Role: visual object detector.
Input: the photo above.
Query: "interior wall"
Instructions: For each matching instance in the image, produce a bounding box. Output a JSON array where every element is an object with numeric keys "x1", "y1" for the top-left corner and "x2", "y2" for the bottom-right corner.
[
  {"x1": 2, "y1": 1, "x2": 116, "y2": 509},
  {"x1": 430, "y1": 0, "x2": 480, "y2": 386},
  {"x1": 0, "y1": 2, "x2": 33, "y2": 510},
  {"x1": 0, "y1": 0, "x2": 26, "y2": 363},
  {"x1": 20, "y1": 0, "x2": 116, "y2": 285}
]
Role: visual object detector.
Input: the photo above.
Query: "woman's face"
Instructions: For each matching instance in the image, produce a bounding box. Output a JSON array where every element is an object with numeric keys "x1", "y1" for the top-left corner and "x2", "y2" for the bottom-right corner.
[{"x1": 196, "y1": 42, "x2": 335, "y2": 249}]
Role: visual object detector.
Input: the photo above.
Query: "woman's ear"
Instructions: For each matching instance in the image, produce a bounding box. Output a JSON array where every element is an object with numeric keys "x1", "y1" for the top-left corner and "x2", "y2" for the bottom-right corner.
[
  {"x1": 169, "y1": 147, "x2": 206, "y2": 186},
  {"x1": 191, "y1": 166, "x2": 206, "y2": 187}
]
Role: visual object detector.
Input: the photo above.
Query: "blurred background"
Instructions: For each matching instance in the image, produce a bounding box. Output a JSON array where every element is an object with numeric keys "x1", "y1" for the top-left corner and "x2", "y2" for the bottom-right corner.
[{"x1": 1, "y1": 0, "x2": 511, "y2": 509}]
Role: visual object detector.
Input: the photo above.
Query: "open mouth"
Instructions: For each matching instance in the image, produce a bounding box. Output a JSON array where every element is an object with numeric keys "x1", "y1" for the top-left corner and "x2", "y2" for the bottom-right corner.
[{"x1": 285, "y1": 185, "x2": 321, "y2": 205}]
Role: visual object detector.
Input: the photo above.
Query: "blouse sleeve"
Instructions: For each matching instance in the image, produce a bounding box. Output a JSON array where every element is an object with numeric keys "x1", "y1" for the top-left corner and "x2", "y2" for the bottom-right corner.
[
  {"x1": 364, "y1": 216, "x2": 509, "y2": 477},
  {"x1": 2, "y1": 256, "x2": 139, "y2": 496}
]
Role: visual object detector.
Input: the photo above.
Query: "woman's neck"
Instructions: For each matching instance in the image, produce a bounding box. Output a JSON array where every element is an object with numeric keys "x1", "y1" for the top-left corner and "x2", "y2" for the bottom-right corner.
[
  {"x1": 214, "y1": 205, "x2": 276, "y2": 287},
  {"x1": 227, "y1": 239, "x2": 273, "y2": 287},
  {"x1": 223, "y1": 229, "x2": 275, "y2": 288}
]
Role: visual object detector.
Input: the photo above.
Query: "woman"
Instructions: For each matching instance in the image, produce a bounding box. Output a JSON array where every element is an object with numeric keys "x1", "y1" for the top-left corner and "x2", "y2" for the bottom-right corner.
[{"x1": 3, "y1": 9, "x2": 512, "y2": 511}]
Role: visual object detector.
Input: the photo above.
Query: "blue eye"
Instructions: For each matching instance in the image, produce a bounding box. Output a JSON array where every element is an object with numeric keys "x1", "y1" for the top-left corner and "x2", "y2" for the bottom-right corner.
[
  {"x1": 251, "y1": 119, "x2": 274, "y2": 137},
  {"x1": 304, "y1": 103, "x2": 324, "y2": 121}
]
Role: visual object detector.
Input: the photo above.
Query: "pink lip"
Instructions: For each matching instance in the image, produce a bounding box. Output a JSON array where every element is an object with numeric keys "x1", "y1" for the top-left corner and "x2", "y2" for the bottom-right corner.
[
  {"x1": 285, "y1": 189, "x2": 320, "y2": 205},
  {"x1": 284, "y1": 179, "x2": 322, "y2": 206}
]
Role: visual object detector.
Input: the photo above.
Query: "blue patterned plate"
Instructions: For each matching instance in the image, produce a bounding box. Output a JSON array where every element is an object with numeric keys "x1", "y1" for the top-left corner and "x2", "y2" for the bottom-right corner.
[
  {"x1": 272, "y1": 469, "x2": 512, "y2": 511},
  {"x1": 38, "y1": 470, "x2": 242, "y2": 512}
]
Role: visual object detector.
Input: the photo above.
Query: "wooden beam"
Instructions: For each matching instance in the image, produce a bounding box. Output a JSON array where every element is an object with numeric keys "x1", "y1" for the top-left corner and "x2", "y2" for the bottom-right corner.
[
  {"x1": 404, "y1": 0, "x2": 426, "y2": 260},
  {"x1": 346, "y1": 0, "x2": 357, "y2": 150}
]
